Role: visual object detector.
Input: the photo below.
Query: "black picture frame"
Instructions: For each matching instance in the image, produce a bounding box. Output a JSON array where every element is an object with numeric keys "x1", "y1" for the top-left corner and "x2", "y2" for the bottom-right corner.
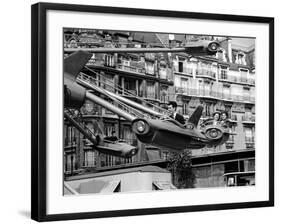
[{"x1": 31, "y1": 2, "x2": 274, "y2": 222}]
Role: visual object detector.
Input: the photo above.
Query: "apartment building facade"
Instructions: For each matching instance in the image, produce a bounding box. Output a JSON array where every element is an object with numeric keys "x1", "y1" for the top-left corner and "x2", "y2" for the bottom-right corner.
[{"x1": 172, "y1": 36, "x2": 255, "y2": 187}]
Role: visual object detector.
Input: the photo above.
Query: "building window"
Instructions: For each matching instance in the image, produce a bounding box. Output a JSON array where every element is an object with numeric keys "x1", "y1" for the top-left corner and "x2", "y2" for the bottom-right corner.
[
  {"x1": 65, "y1": 126, "x2": 76, "y2": 146},
  {"x1": 178, "y1": 61, "x2": 183, "y2": 72},
  {"x1": 104, "y1": 54, "x2": 114, "y2": 67},
  {"x1": 204, "y1": 103, "x2": 212, "y2": 117},
  {"x1": 235, "y1": 52, "x2": 247, "y2": 65},
  {"x1": 231, "y1": 86, "x2": 242, "y2": 101},
  {"x1": 160, "y1": 86, "x2": 168, "y2": 103},
  {"x1": 220, "y1": 66, "x2": 228, "y2": 80},
  {"x1": 181, "y1": 78, "x2": 188, "y2": 90},
  {"x1": 147, "y1": 81, "x2": 155, "y2": 99},
  {"x1": 243, "y1": 87, "x2": 251, "y2": 101},
  {"x1": 197, "y1": 62, "x2": 214, "y2": 77},
  {"x1": 244, "y1": 127, "x2": 254, "y2": 142},
  {"x1": 247, "y1": 159, "x2": 255, "y2": 171},
  {"x1": 196, "y1": 62, "x2": 203, "y2": 76},
  {"x1": 104, "y1": 123, "x2": 115, "y2": 136},
  {"x1": 210, "y1": 63, "x2": 217, "y2": 78},
  {"x1": 104, "y1": 74, "x2": 115, "y2": 92},
  {"x1": 84, "y1": 151, "x2": 96, "y2": 167},
  {"x1": 201, "y1": 63, "x2": 208, "y2": 76},
  {"x1": 223, "y1": 85, "x2": 231, "y2": 100},
  {"x1": 145, "y1": 61, "x2": 155, "y2": 75},
  {"x1": 65, "y1": 153, "x2": 77, "y2": 173},
  {"x1": 159, "y1": 66, "x2": 167, "y2": 79},
  {"x1": 124, "y1": 78, "x2": 137, "y2": 95},
  {"x1": 174, "y1": 76, "x2": 181, "y2": 87},
  {"x1": 186, "y1": 62, "x2": 193, "y2": 75},
  {"x1": 182, "y1": 102, "x2": 188, "y2": 115},
  {"x1": 178, "y1": 58, "x2": 185, "y2": 73},
  {"x1": 121, "y1": 125, "x2": 137, "y2": 146},
  {"x1": 198, "y1": 80, "x2": 204, "y2": 96},
  {"x1": 204, "y1": 81, "x2": 212, "y2": 97},
  {"x1": 240, "y1": 69, "x2": 248, "y2": 83},
  {"x1": 228, "y1": 125, "x2": 236, "y2": 142}
]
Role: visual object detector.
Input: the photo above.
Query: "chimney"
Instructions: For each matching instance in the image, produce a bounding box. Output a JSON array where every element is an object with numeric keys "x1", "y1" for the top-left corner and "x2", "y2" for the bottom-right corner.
[{"x1": 228, "y1": 38, "x2": 232, "y2": 63}]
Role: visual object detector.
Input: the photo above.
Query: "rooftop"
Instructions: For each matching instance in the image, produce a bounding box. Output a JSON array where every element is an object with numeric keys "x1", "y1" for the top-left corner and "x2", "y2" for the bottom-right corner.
[{"x1": 66, "y1": 165, "x2": 170, "y2": 181}]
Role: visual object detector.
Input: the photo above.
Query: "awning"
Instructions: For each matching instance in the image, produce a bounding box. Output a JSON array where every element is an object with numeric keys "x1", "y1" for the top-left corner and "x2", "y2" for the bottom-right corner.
[
  {"x1": 100, "y1": 180, "x2": 121, "y2": 193},
  {"x1": 153, "y1": 181, "x2": 177, "y2": 190}
]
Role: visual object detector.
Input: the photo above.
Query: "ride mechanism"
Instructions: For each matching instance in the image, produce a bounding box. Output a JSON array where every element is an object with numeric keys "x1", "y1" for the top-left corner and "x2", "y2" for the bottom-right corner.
[{"x1": 64, "y1": 40, "x2": 231, "y2": 158}]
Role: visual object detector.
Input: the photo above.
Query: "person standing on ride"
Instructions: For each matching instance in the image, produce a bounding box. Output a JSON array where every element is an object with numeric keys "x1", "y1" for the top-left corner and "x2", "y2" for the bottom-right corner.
[
  {"x1": 167, "y1": 101, "x2": 185, "y2": 125},
  {"x1": 220, "y1": 111, "x2": 230, "y2": 128},
  {"x1": 212, "y1": 111, "x2": 221, "y2": 125}
]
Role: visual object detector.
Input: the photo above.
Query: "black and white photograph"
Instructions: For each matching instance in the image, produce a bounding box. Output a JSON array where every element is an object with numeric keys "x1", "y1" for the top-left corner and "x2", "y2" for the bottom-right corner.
[
  {"x1": 29, "y1": 2, "x2": 274, "y2": 222},
  {"x1": 63, "y1": 29, "x2": 256, "y2": 195},
  {"x1": 0, "y1": 0, "x2": 279, "y2": 223}
]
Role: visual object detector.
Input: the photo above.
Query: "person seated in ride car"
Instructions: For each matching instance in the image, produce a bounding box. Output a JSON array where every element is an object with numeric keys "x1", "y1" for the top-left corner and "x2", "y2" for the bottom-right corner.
[
  {"x1": 166, "y1": 101, "x2": 185, "y2": 125},
  {"x1": 220, "y1": 111, "x2": 230, "y2": 128},
  {"x1": 212, "y1": 111, "x2": 221, "y2": 125}
]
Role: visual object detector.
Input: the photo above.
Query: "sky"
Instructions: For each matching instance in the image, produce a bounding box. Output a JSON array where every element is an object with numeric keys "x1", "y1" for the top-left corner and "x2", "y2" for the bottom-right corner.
[{"x1": 230, "y1": 37, "x2": 255, "y2": 50}]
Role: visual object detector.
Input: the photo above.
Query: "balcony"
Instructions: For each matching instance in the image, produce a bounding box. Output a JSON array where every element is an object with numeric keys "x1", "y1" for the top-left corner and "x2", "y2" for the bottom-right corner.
[
  {"x1": 175, "y1": 87, "x2": 255, "y2": 104},
  {"x1": 146, "y1": 92, "x2": 156, "y2": 99},
  {"x1": 225, "y1": 138, "x2": 234, "y2": 149},
  {"x1": 86, "y1": 58, "x2": 105, "y2": 67},
  {"x1": 144, "y1": 53, "x2": 155, "y2": 61},
  {"x1": 219, "y1": 74, "x2": 237, "y2": 83},
  {"x1": 232, "y1": 95, "x2": 255, "y2": 103},
  {"x1": 123, "y1": 89, "x2": 137, "y2": 96},
  {"x1": 219, "y1": 75, "x2": 255, "y2": 86},
  {"x1": 175, "y1": 68, "x2": 193, "y2": 77},
  {"x1": 196, "y1": 69, "x2": 216, "y2": 79},
  {"x1": 176, "y1": 87, "x2": 222, "y2": 100},
  {"x1": 242, "y1": 115, "x2": 255, "y2": 124},
  {"x1": 117, "y1": 64, "x2": 145, "y2": 74},
  {"x1": 229, "y1": 94, "x2": 255, "y2": 104},
  {"x1": 244, "y1": 96, "x2": 255, "y2": 103},
  {"x1": 231, "y1": 94, "x2": 244, "y2": 102},
  {"x1": 199, "y1": 90, "x2": 221, "y2": 99},
  {"x1": 229, "y1": 115, "x2": 238, "y2": 123},
  {"x1": 175, "y1": 87, "x2": 197, "y2": 96},
  {"x1": 239, "y1": 77, "x2": 255, "y2": 85}
]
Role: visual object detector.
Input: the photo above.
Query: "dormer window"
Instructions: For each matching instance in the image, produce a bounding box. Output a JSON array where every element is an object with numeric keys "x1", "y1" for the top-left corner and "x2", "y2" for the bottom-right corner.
[
  {"x1": 235, "y1": 52, "x2": 247, "y2": 65},
  {"x1": 216, "y1": 49, "x2": 227, "y2": 62},
  {"x1": 178, "y1": 58, "x2": 185, "y2": 72}
]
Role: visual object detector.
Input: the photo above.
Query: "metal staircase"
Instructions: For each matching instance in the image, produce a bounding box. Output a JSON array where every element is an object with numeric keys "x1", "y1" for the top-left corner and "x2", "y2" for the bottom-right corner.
[{"x1": 78, "y1": 66, "x2": 169, "y2": 119}]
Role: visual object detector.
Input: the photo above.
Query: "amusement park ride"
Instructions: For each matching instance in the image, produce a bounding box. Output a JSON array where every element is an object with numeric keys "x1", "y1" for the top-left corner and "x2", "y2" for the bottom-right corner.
[{"x1": 64, "y1": 40, "x2": 231, "y2": 158}]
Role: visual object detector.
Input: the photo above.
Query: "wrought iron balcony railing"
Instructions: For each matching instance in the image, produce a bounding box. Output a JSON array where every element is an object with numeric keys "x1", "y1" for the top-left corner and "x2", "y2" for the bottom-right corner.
[
  {"x1": 117, "y1": 64, "x2": 145, "y2": 74},
  {"x1": 242, "y1": 115, "x2": 256, "y2": 123}
]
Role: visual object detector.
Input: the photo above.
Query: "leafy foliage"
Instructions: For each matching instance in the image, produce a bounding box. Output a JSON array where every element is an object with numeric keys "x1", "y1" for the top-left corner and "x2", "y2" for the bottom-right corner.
[{"x1": 166, "y1": 149, "x2": 196, "y2": 189}]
